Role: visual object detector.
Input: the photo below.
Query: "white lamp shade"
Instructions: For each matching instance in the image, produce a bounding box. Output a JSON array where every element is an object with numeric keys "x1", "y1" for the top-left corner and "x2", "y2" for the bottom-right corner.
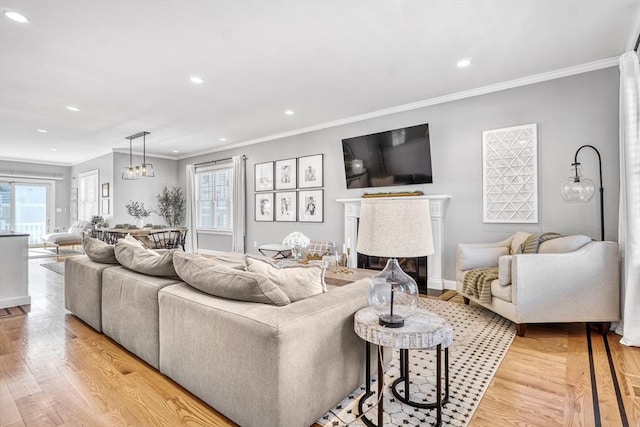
[{"x1": 357, "y1": 198, "x2": 434, "y2": 258}]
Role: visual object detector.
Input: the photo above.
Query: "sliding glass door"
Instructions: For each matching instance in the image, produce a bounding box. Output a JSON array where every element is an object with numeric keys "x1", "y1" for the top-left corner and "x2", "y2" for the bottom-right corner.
[{"x1": 0, "y1": 180, "x2": 53, "y2": 245}]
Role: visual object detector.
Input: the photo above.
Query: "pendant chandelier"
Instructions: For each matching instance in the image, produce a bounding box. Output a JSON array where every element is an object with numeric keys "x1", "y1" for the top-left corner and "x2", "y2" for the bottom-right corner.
[{"x1": 122, "y1": 131, "x2": 155, "y2": 180}]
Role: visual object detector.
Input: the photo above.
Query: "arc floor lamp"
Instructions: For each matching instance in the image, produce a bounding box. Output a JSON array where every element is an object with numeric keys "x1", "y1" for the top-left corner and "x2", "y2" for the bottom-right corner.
[{"x1": 560, "y1": 144, "x2": 604, "y2": 241}]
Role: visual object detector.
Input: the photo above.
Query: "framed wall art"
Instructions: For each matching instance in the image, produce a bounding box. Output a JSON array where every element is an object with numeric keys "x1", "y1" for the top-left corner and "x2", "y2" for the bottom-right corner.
[
  {"x1": 255, "y1": 193, "x2": 274, "y2": 222},
  {"x1": 275, "y1": 158, "x2": 296, "y2": 190},
  {"x1": 298, "y1": 154, "x2": 323, "y2": 188},
  {"x1": 298, "y1": 189, "x2": 323, "y2": 222},
  {"x1": 101, "y1": 198, "x2": 110, "y2": 215},
  {"x1": 482, "y1": 123, "x2": 538, "y2": 223},
  {"x1": 101, "y1": 182, "x2": 110, "y2": 198},
  {"x1": 255, "y1": 161, "x2": 274, "y2": 191},
  {"x1": 275, "y1": 191, "x2": 297, "y2": 222}
]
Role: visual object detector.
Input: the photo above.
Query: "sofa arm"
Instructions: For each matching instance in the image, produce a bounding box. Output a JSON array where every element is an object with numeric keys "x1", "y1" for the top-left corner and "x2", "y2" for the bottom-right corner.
[{"x1": 511, "y1": 241, "x2": 619, "y2": 323}]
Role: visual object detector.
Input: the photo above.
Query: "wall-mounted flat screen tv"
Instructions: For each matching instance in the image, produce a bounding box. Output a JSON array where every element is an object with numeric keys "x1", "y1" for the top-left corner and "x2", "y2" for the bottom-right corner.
[{"x1": 342, "y1": 122, "x2": 433, "y2": 189}]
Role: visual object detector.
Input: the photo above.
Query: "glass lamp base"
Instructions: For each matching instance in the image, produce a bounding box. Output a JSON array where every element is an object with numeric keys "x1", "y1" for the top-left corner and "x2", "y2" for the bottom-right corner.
[{"x1": 378, "y1": 314, "x2": 405, "y2": 328}]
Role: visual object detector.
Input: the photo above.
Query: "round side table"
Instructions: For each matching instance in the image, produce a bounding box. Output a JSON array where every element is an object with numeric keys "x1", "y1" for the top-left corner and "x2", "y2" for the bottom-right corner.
[{"x1": 354, "y1": 306, "x2": 454, "y2": 427}]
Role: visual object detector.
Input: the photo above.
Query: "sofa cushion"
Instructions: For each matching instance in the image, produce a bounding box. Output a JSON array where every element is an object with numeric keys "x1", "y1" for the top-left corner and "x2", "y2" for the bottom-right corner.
[
  {"x1": 114, "y1": 239, "x2": 178, "y2": 277},
  {"x1": 83, "y1": 237, "x2": 119, "y2": 264},
  {"x1": 245, "y1": 256, "x2": 326, "y2": 302},
  {"x1": 173, "y1": 252, "x2": 290, "y2": 306},
  {"x1": 205, "y1": 252, "x2": 247, "y2": 270},
  {"x1": 458, "y1": 246, "x2": 509, "y2": 271},
  {"x1": 538, "y1": 235, "x2": 592, "y2": 254}
]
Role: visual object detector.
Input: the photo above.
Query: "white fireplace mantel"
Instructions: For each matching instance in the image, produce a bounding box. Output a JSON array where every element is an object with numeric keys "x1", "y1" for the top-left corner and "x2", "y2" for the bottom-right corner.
[{"x1": 337, "y1": 195, "x2": 451, "y2": 290}]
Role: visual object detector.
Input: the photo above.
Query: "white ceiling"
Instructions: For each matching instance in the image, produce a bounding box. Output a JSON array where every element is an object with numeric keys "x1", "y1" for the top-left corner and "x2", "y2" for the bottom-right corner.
[{"x1": 1, "y1": 0, "x2": 638, "y2": 166}]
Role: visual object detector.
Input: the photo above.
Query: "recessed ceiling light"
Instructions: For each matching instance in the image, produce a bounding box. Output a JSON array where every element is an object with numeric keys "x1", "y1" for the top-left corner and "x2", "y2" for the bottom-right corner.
[
  {"x1": 50, "y1": 148, "x2": 57, "y2": 151},
  {"x1": 190, "y1": 76, "x2": 204, "y2": 84},
  {"x1": 3, "y1": 11, "x2": 30, "y2": 23},
  {"x1": 219, "y1": 137, "x2": 227, "y2": 142},
  {"x1": 284, "y1": 110, "x2": 294, "y2": 115},
  {"x1": 457, "y1": 58, "x2": 472, "y2": 68},
  {"x1": 172, "y1": 150, "x2": 179, "y2": 153},
  {"x1": 37, "y1": 129, "x2": 48, "y2": 133},
  {"x1": 66, "y1": 105, "x2": 80, "y2": 111}
]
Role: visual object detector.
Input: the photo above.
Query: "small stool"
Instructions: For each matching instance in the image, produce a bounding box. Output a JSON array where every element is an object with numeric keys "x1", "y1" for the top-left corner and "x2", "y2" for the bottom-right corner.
[{"x1": 258, "y1": 244, "x2": 292, "y2": 259}]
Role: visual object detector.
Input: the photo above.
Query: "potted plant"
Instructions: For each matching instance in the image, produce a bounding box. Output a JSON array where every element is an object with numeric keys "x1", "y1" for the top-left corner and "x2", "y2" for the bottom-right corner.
[
  {"x1": 155, "y1": 185, "x2": 186, "y2": 227},
  {"x1": 125, "y1": 201, "x2": 151, "y2": 228}
]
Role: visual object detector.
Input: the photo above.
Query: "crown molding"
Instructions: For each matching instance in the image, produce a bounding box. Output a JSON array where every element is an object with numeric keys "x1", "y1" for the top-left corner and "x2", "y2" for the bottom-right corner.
[
  {"x1": 181, "y1": 57, "x2": 619, "y2": 161},
  {"x1": 0, "y1": 156, "x2": 71, "y2": 167},
  {"x1": 111, "y1": 148, "x2": 178, "y2": 161}
]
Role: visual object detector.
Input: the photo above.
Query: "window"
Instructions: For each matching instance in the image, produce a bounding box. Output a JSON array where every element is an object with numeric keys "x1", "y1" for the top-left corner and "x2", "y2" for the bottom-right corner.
[
  {"x1": 196, "y1": 166, "x2": 233, "y2": 231},
  {"x1": 78, "y1": 170, "x2": 99, "y2": 221}
]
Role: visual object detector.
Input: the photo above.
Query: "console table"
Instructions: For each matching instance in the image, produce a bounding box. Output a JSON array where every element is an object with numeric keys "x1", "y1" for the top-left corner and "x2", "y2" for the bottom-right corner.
[{"x1": 354, "y1": 307, "x2": 453, "y2": 427}]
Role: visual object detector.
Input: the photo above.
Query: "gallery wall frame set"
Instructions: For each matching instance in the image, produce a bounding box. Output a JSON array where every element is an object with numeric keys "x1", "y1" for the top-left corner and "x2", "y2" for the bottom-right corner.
[
  {"x1": 254, "y1": 154, "x2": 323, "y2": 191},
  {"x1": 253, "y1": 154, "x2": 324, "y2": 222}
]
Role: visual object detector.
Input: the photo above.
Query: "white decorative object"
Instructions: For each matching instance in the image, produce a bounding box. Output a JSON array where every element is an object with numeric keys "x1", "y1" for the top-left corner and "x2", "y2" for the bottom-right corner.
[
  {"x1": 282, "y1": 231, "x2": 310, "y2": 260},
  {"x1": 482, "y1": 123, "x2": 538, "y2": 223}
]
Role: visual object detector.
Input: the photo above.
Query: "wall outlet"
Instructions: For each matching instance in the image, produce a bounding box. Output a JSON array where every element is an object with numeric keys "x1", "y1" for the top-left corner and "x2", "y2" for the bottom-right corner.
[{"x1": 254, "y1": 241, "x2": 257, "y2": 247}]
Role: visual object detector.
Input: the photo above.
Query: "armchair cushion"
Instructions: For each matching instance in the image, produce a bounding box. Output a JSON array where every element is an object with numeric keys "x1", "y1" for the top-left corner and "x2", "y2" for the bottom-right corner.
[
  {"x1": 498, "y1": 255, "x2": 512, "y2": 286},
  {"x1": 458, "y1": 246, "x2": 509, "y2": 271}
]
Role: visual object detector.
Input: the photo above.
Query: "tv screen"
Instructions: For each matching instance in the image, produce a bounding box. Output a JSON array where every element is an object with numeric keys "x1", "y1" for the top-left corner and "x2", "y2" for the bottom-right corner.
[{"x1": 342, "y1": 123, "x2": 433, "y2": 189}]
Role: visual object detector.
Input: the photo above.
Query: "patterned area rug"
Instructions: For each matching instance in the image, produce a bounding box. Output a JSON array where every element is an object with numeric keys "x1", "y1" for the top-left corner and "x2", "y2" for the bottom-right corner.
[
  {"x1": 40, "y1": 262, "x2": 65, "y2": 275},
  {"x1": 319, "y1": 298, "x2": 515, "y2": 427}
]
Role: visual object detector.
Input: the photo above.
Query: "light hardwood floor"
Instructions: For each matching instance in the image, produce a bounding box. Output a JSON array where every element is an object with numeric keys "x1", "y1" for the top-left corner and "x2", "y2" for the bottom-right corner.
[{"x1": 1, "y1": 257, "x2": 639, "y2": 426}]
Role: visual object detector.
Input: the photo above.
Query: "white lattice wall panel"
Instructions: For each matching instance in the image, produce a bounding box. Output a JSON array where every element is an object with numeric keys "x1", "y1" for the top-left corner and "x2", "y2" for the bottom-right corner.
[{"x1": 482, "y1": 123, "x2": 538, "y2": 223}]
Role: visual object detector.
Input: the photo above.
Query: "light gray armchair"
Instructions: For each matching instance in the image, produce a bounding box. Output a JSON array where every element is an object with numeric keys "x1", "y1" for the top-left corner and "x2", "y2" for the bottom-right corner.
[{"x1": 456, "y1": 232, "x2": 619, "y2": 336}]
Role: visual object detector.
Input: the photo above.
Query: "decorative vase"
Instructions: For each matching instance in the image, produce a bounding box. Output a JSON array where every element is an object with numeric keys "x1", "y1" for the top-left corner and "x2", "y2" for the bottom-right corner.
[
  {"x1": 135, "y1": 217, "x2": 145, "y2": 228},
  {"x1": 290, "y1": 245, "x2": 304, "y2": 260}
]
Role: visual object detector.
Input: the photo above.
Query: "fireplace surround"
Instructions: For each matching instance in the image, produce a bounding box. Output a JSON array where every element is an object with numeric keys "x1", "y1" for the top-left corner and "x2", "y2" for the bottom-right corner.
[{"x1": 337, "y1": 195, "x2": 451, "y2": 290}]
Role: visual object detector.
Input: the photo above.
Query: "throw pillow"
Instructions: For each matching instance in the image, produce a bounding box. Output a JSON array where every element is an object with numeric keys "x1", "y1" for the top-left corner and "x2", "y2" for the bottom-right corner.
[
  {"x1": 204, "y1": 252, "x2": 248, "y2": 270},
  {"x1": 173, "y1": 252, "x2": 290, "y2": 306},
  {"x1": 114, "y1": 239, "x2": 177, "y2": 277},
  {"x1": 510, "y1": 231, "x2": 532, "y2": 254},
  {"x1": 82, "y1": 237, "x2": 119, "y2": 264},
  {"x1": 458, "y1": 246, "x2": 509, "y2": 271},
  {"x1": 245, "y1": 256, "x2": 326, "y2": 302},
  {"x1": 124, "y1": 234, "x2": 146, "y2": 249}
]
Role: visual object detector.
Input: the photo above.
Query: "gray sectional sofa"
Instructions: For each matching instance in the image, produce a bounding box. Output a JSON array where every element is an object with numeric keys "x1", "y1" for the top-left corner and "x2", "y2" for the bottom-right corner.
[{"x1": 64, "y1": 249, "x2": 371, "y2": 427}]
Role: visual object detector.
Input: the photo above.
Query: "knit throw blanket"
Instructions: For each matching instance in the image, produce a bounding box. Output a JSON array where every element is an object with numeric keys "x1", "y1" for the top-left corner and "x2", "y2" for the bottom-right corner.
[
  {"x1": 462, "y1": 267, "x2": 499, "y2": 303},
  {"x1": 518, "y1": 232, "x2": 563, "y2": 254}
]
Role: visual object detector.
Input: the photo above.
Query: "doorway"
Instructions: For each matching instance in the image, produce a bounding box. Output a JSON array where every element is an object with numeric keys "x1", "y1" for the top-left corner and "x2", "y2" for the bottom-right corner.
[{"x1": 0, "y1": 180, "x2": 54, "y2": 245}]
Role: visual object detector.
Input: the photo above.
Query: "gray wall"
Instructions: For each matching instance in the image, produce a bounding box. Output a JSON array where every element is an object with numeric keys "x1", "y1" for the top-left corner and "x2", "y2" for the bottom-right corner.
[
  {"x1": 0, "y1": 159, "x2": 72, "y2": 230},
  {"x1": 70, "y1": 152, "x2": 180, "y2": 226},
  {"x1": 179, "y1": 67, "x2": 620, "y2": 281}
]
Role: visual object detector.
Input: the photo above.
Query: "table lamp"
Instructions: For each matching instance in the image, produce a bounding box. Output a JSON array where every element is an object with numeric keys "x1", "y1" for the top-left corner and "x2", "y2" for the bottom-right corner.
[{"x1": 357, "y1": 198, "x2": 434, "y2": 328}]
